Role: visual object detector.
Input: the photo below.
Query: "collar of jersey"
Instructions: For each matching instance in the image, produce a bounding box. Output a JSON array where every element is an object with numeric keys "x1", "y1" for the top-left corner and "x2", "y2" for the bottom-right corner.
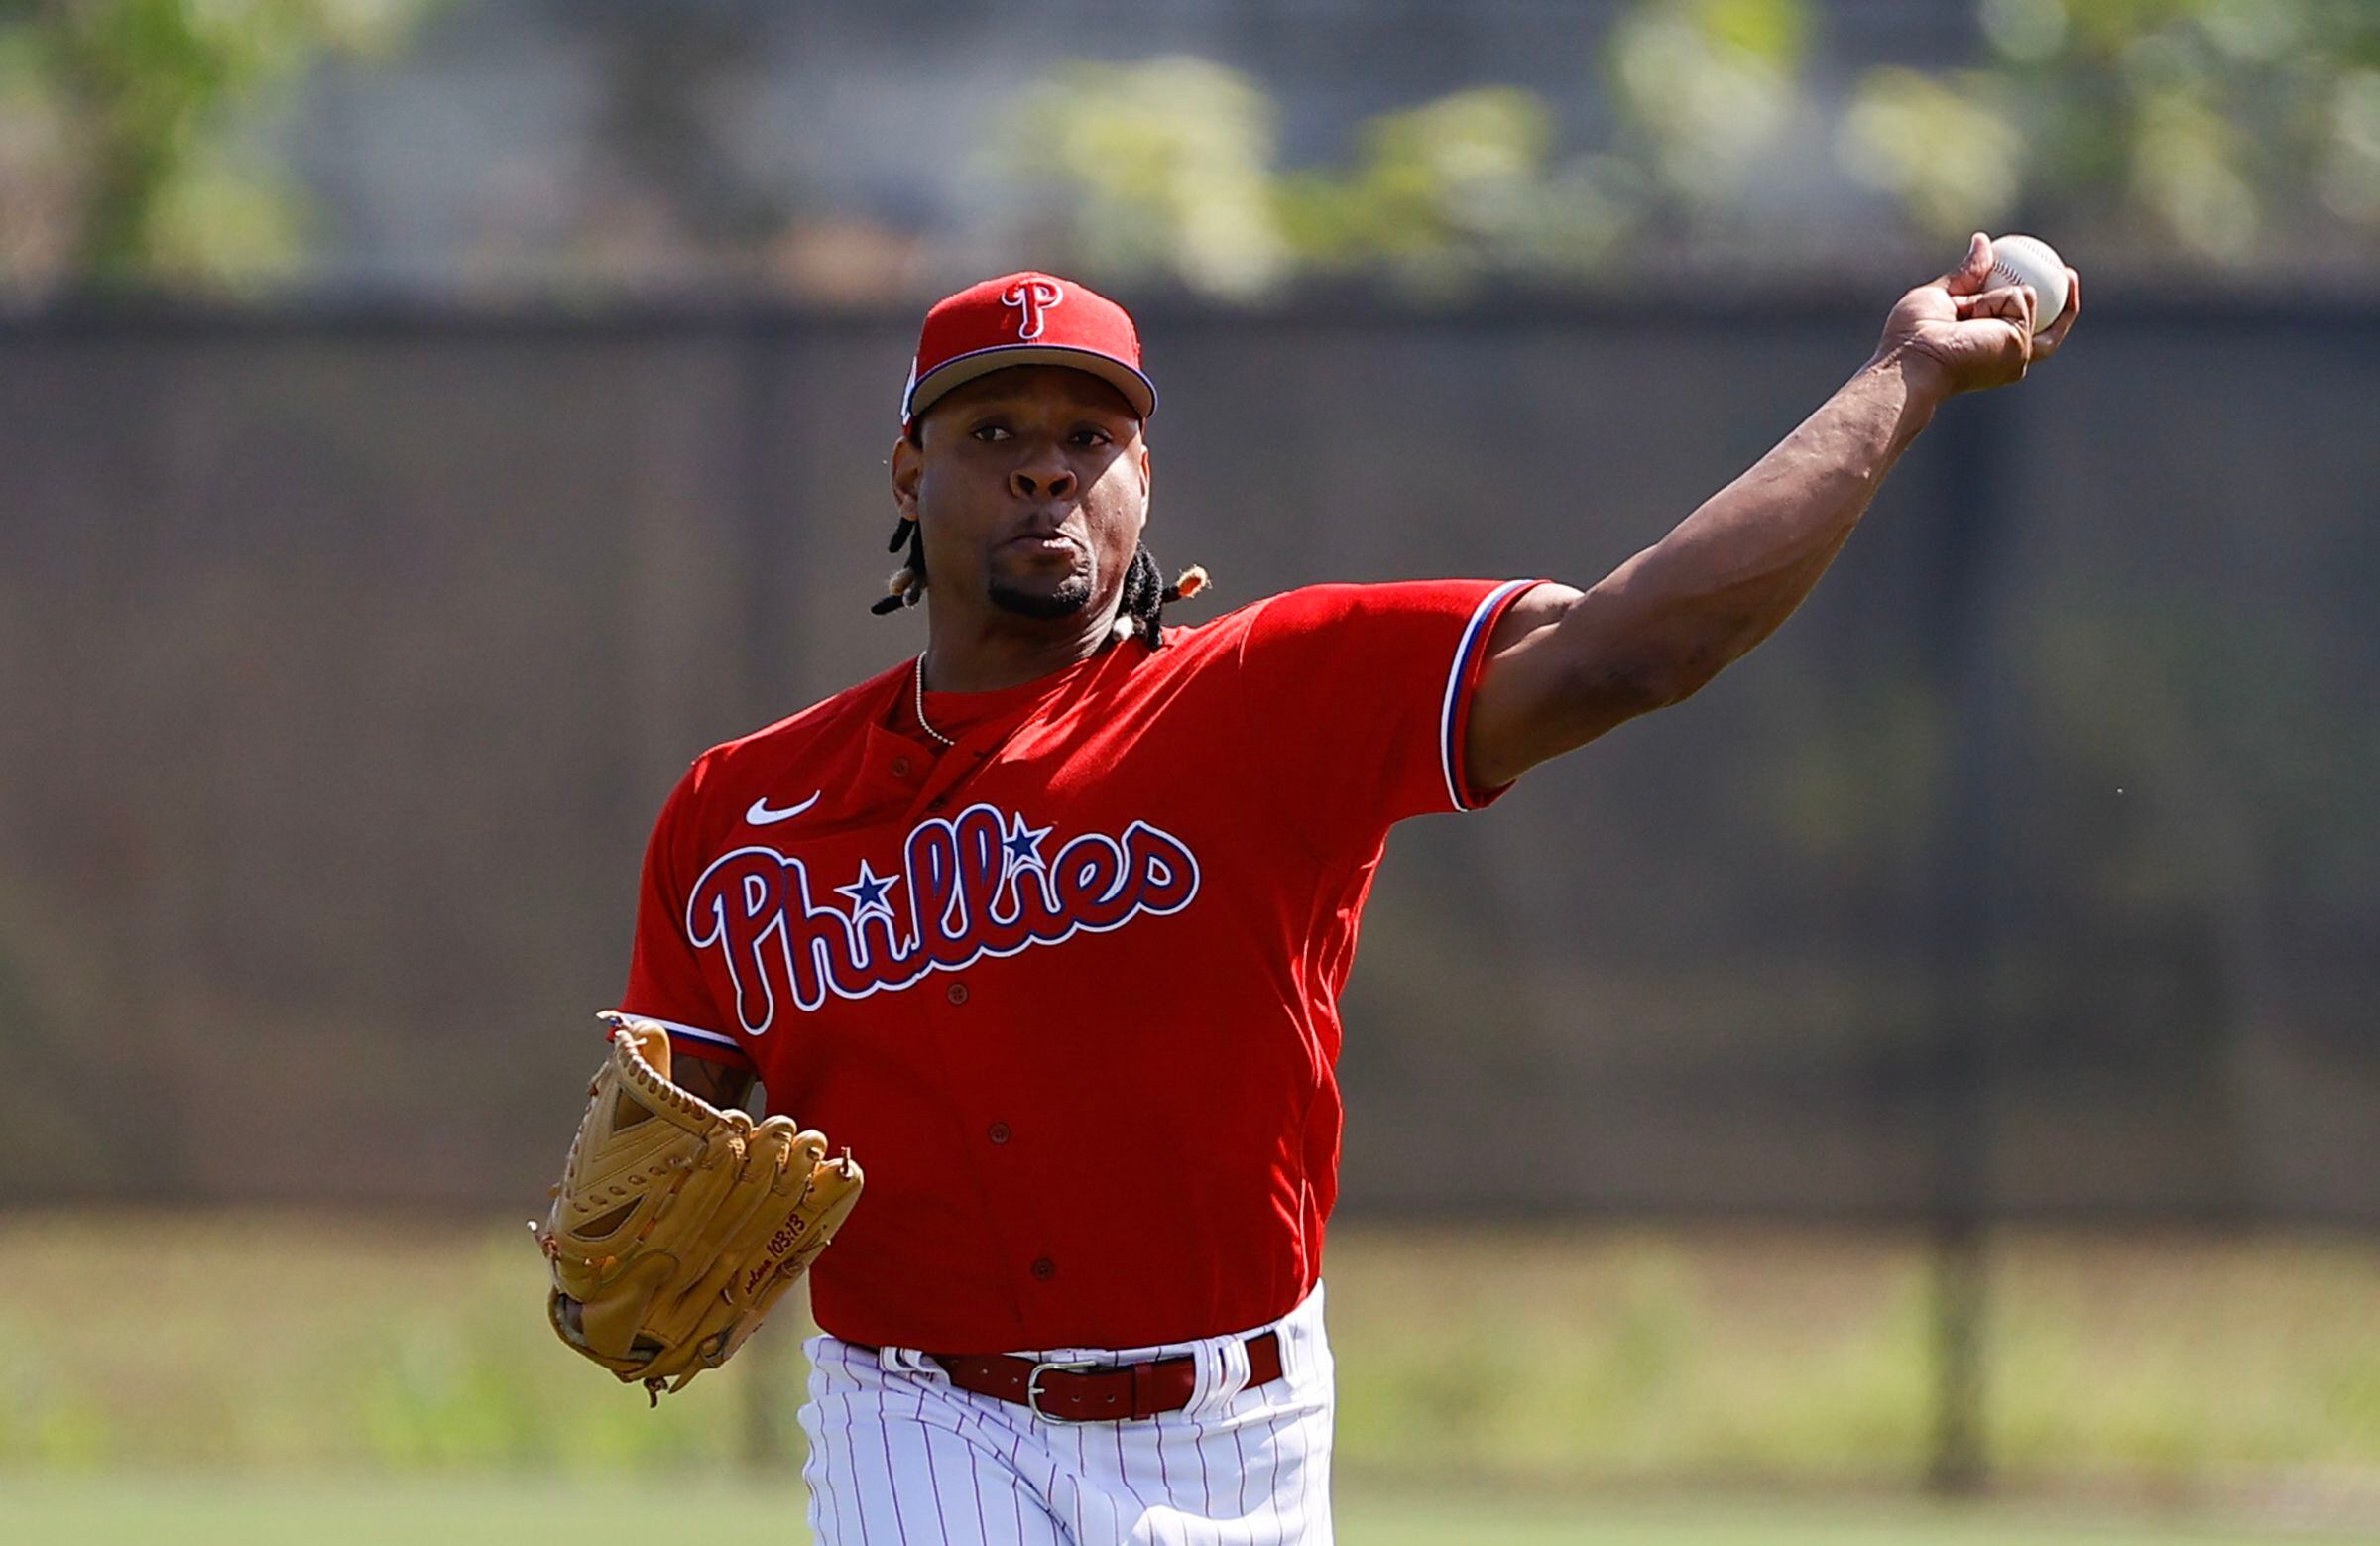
[{"x1": 901, "y1": 641, "x2": 1120, "y2": 747}]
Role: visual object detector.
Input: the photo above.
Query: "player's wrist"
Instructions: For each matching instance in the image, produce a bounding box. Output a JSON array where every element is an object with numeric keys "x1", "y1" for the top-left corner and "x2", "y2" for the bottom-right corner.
[{"x1": 1863, "y1": 342, "x2": 1954, "y2": 426}]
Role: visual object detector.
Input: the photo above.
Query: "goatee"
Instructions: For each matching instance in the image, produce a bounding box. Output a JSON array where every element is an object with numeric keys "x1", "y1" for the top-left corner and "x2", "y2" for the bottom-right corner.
[{"x1": 989, "y1": 572, "x2": 1094, "y2": 619}]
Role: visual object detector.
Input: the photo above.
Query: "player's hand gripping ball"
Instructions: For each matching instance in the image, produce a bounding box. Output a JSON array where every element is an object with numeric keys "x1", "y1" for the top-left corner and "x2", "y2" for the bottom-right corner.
[
  {"x1": 1986, "y1": 234, "x2": 2071, "y2": 336},
  {"x1": 1873, "y1": 232, "x2": 2081, "y2": 396},
  {"x1": 538, "y1": 1015, "x2": 863, "y2": 1403}
]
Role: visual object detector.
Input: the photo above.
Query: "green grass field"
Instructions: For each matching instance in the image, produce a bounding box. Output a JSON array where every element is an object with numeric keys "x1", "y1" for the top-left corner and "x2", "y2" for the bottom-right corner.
[
  {"x1": 3, "y1": 1215, "x2": 2377, "y2": 1540},
  {"x1": 3, "y1": 1475, "x2": 2370, "y2": 1545}
]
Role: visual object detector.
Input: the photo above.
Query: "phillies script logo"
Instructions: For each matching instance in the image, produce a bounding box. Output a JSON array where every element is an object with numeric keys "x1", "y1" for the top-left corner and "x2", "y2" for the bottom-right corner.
[
  {"x1": 686, "y1": 801, "x2": 1198, "y2": 1034},
  {"x1": 1001, "y1": 278, "x2": 1063, "y2": 339}
]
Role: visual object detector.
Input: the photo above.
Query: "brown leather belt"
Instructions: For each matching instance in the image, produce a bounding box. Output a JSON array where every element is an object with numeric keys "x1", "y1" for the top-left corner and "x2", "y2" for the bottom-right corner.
[{"x1": 919, "y1": 1331, "x2": 1284, "y2": 1424}]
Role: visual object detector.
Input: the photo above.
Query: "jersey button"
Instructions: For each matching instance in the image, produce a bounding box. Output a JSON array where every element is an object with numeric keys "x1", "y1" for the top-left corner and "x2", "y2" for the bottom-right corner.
[
  {"x1": 988, "y1": 1122, "x2": 1011, "y2": 1145},
  {"x1": 946, "y1": 982, "x2": 969, "y2": 1006},
  {"x1": 1030, "y1": 1256, "x2": 1056, "y2": 1281},
  {"x1": 891, "y1": 756, "x2": 913, "y2": 779}
]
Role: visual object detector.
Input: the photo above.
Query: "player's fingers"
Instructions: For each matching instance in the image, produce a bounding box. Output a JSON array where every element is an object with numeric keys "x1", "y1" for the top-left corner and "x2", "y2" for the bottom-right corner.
[
  {"x1": 2033, "y1": 267, "x2": 2082, "y2": 357},
  {"x1": 1939, "y1": 232, "x2": 1993, "y2": 296},
  {"x1": 1953, "y1": 285, "x2": 2028, "y2": 323},
  {"x1": 1950, "y1": 288, "x2": 2032, "y2": 373}
]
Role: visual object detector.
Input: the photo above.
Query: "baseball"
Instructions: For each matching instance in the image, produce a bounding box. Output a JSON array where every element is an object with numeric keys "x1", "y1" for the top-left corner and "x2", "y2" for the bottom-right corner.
[{"x1": 1987, "y1": 234, "x2": 2070, "y2": 334}]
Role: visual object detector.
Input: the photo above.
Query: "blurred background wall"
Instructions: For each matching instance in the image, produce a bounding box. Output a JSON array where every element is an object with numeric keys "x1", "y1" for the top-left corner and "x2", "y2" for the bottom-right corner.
[
  {"x1": 3, "y1": 305, "x2": 2375, "y2": 1228},
  {"x1": 2, "y1": 0, "x2": 2376, "y2": 1530}
]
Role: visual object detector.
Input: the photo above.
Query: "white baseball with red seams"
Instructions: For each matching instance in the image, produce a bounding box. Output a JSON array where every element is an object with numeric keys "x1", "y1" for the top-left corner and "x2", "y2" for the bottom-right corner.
[{"x1": 1986, "y1": 234, "x2": 2070, "y2": 335}]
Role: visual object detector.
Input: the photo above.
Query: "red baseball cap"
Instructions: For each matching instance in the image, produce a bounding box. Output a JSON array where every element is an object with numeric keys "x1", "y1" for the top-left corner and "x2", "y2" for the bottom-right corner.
[{"x1": 900, "y1": 271, "x2": 1158, "y2": 428}]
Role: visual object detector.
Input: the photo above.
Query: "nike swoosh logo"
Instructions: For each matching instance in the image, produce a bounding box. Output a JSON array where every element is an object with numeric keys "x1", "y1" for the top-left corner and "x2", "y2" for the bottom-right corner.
[{"x1": 745, "y1": 791, "x2": 822, "y2": 826}]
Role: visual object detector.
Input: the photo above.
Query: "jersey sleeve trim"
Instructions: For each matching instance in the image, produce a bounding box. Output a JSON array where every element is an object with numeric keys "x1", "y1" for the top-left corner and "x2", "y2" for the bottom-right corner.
[
  {"x1": 633, "y1": 1014, "x2": 755, "y2": 1071},
  {"x1": 1439, "y1": 578, "x2": 1539, "y2": 813}
]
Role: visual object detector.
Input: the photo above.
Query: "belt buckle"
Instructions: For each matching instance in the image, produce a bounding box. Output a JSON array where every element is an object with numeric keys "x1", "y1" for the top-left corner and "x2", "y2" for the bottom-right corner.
[{"x1": 1024, "y1": 1359, "x2": 1102, "y2": 1424}]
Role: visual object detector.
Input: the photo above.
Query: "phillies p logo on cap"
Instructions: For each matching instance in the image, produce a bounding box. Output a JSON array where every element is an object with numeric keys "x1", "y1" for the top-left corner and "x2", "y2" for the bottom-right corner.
[
  {"x1": 901, "y1": 271, "x2": 1157, "y2": 428},
  {"x1": 1003, "y1": 277, "x2": 1063, "y2": 340}
]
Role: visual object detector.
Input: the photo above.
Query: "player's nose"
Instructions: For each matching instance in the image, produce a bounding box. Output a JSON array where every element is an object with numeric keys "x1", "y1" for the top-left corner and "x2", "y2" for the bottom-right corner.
[{"x1": 1009, "y1": 452, "x2": 1077, "y2": 502}]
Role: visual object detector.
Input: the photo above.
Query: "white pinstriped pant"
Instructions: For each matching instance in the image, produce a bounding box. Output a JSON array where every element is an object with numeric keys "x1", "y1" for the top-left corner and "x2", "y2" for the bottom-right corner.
[{"x1": 798, "y1": 1281, "x2": 1335, "y2": 1545}]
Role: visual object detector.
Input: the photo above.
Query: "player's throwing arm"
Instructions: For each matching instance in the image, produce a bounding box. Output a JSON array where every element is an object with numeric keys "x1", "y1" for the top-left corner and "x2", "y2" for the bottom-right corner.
[{"x1": 1459, "y1": 233, "x2": 2079, "y2": 790}]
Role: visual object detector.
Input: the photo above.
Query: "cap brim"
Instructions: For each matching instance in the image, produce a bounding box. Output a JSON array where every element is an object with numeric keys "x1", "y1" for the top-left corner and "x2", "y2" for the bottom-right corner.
[{"x1": 904, "y1": 344, "x2": 1157, "y2": 424}]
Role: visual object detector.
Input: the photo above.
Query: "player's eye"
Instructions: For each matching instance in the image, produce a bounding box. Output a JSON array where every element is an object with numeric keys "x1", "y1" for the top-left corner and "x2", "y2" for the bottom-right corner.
[
  {"x1": 1068, "y1": 428, "x2": 1111, "y2": 448},
  {"x1": 970, "y1": 422, "x2": 1012, "y2": 443}
]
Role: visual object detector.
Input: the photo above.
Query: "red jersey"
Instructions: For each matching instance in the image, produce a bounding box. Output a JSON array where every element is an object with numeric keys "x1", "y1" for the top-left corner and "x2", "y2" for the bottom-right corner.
[{"x1": 620, "y1": 577, "x2": 1537, "y2": 1353}]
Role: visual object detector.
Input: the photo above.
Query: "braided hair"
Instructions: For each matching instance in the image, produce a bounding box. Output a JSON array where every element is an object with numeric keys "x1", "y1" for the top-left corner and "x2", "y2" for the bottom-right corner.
[{"x1": 869, "y1": 516, "x2": 1210, "y2": 651}]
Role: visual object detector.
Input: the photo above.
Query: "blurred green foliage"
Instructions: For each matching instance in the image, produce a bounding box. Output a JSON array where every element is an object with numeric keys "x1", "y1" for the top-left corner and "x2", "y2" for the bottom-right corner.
[
  {"x1": 1852, "y1": 0, "x2": 2380, "y2": 257},
  {"x1": 1608, "y1": 0, "x2": 1810, "y2": 213},
  {"x1": 1003, "y1": 56, "x2": 1290, "y2": 301},
  {"x1": 8, "y1": 0, "x2": 2376, "y2": 299},
  {"x1": 1002, "y1": 0, "x2": 2380, "y2": 297},
  {"x1": 0, "y1": 0, "x2": 441, "y2": 296}
]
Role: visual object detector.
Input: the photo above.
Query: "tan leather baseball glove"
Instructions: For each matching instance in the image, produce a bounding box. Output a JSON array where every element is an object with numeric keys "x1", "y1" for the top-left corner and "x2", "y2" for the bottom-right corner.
[{"x1": 538, "y1": 1012, "x2": 863, "y2": 1403}]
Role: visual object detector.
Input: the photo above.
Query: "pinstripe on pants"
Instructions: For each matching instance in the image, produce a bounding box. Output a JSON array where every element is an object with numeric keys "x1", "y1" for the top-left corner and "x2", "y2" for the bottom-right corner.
[{"x1": 798, "y1": 1281, "x2": 1336, "y2": 1545}]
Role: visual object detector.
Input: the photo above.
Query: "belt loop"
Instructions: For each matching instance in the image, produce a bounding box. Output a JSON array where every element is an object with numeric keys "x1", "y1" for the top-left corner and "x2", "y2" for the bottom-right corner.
[
  {"x1": 879, "y1": 1345, "x2": 944, "y2": 1380},
  {"x1": 1275, "y1": 1279, "x2": 1323, "y2": 1386},
  {"x1": 1279, "y1": 1293, "x2": 1313, "y2": 1385},
  {"x1": 1189, "y1": 1331, "x2": 1253, "y2": 1417}
]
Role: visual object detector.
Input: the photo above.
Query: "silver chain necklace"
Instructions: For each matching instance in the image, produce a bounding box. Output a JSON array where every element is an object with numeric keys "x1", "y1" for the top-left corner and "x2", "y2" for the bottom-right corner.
[{"x1": 912, "y1": 652, "x2": 957, "y2": 748}]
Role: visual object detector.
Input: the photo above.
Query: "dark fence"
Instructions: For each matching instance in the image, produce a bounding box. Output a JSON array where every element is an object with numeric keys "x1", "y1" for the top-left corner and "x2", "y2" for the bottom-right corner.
[{"x1": 3, "y1": 300, "x2": 2375, "y2": 1226}]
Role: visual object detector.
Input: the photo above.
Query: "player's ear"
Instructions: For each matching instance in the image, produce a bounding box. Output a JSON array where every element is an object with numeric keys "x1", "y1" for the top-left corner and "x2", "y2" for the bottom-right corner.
[{"x1": 891, "y1": 433, "x2": 923, "y2": 521}]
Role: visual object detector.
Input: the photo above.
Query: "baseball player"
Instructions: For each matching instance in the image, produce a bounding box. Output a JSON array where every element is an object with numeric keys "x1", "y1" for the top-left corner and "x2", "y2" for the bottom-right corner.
[{"x1": 607, "y1": 238, "x2": 2078, "y2": 1543}]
